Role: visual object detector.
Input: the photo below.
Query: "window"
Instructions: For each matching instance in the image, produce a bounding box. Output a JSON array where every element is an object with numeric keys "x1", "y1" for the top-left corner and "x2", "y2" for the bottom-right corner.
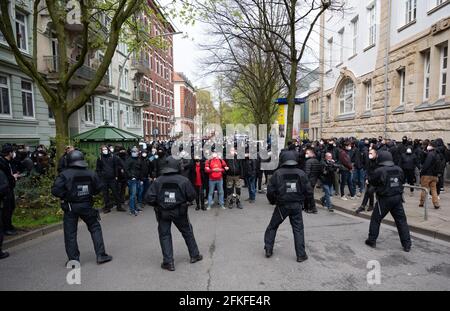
[
  {"x1": 125, "y1": 105, "x2": 130, "y2": 126},
  {"x1": 84, "y1": 98, "x2": 94, "y2": 123},
  {"x1": 352, "y1": 18, "x2": 358, "y2": 56},
  {"x1": 108, "y1": 101, "x2": 114, "y2": 124},
  {"x1": 399, "y1": 69, "x2": 406, "y2": 106},
  {"x1": 118, "y1": 42, "x2": 128, "y2": 54},
  {"x1": 405, "y1": 0, "x2": 417, "y2": 24},
  {"x1": 440, "y1": 45, "x2": 448, "y2": 98},
  {"x1": 0, "y1": 75, "x2": 10, "y2": 115},
  {"x1": 338, "y1": 29, "x2": 344, "y2": 63},
  {"x1": 133, "y1": 108, "x2": 141, "y2": 126},
  {"x1": 21, "y1": 80, "x2": 34, "y2": 117},
  {"x1": 119, "y1": 66, "x2": 128, "y2": 91},
  {"x1": 423, "y1": 51, "x2": 431, "y2": 101},
  {"x1": 339, "y1": 79, "x2": 355, "y2": 114},
  {"x1": 15, "y1": 11, "x2": 28, "y2": 52},
  {"x1": 326, "y1": 96, "x2": 332, "y2": 118},
  {"x1": 368, "y1": 4, "x2": 376, "y2": 46},
  {"x1": 99, "y1": 99, "x2": 106, "y2": 122},
  {"x1": 365, "y1": 81, "x2": 372, "y2": 111},
  {"x1": 327, "y1": 38, "x2": 333, "y2": 69}
]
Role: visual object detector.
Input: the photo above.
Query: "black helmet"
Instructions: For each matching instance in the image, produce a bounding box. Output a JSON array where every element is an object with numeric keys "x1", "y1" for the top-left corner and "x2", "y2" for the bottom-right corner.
[
  {"x1": 279, "y1": 151, "x2": 298, "y2": 167},
  {"x1": 67, "y1": 150, "x2": 88, "y2": 168},
  {"x1": 377, "y1": 151, "x2": 394, "y2": 167},
  {"x1": 161, "y1": 156, "x2": 180, "y2": 174}
]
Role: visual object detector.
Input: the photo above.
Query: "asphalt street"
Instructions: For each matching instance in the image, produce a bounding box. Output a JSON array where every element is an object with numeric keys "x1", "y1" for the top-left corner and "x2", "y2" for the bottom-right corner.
[{"x1": 1, "y1": 192, "x2": 450, "y2": 291}]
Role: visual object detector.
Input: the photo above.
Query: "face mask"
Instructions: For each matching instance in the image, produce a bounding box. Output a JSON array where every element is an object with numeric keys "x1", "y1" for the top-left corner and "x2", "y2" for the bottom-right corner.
[
  {"x1": 142, "y1": 153, "x2": 147, "y2": 158},
  {"x1": 212, "y1": 153, "x2": 218, "y2": 158},
  {"x1": 305, "y1": 154, "x2": 310, "y2": 159},
  {"x1": 132, "y1": 152, "x2": 138, "y2": 158},
  {"x1": 369, "y1": 154, "x2": 374, "y2": 160},
  {"x1": 102, "y1": 150, "x2": 108, "y2": 155},
  {"x1": 109, "y1": 148, "x2": 114, "y2": 153},
  {"x1": 154, "y1": 155, "x2": 159, "y2": 159},
  {"x1": 320, "y1": 141, "x2": 324, "y2": 145},
  {"x1": 152, "y1": 149, "x2": 157, "y2": 154},
  {"x1": 406, "y1": 149, "x2": 412, "y2": 154},
  {"x1": 12, "y1": 152, "x2": 16, "y2": 159},
  {"x1": 346, "y1": 146, "x2": 351, "y2": 151},
  {"x1": 427, "y1": 146, "x2": 433, "y2": 151}
]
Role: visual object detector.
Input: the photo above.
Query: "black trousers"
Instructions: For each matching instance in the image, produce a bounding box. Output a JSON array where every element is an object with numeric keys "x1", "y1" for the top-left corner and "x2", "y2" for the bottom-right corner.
[
  {"x1": 264, "y1": 205, "x2": 306, "y2": 257},
  {"x1": 117, "y1": 179, "x2": 127, "y2": 203},
  {"x1": 155, "y1": 206, "x2": 200, "y2": 264},
  {"x1": 368, "y1": 195, "x2": 411, "y2": 248},
  {"x1": 103, "y1": 179, "x2": 121, "y2": 209},
  {"x1": 2, "y1": 191, "x2": 16, "y2": 231},
  {"x1": 437, "y1": 175, "x2": 444, "y2": 195},
  {"x1": 404, "y1": 169, "x2": 415, "y2": 192},
  {"x1": 362, "y1": 185, "x2": 375, "y2": 207},
  {"x1": 195, "y1": 186, "x2": 205, "y2": 208},
  {"x1": 63, "y1": 207, "x2": 106, "y2": 261},
  {"x1": 303, "y1": 180, "x2": 317, "y2": 212},
  {"x1": 257, "y1": 172, "x2": 263, "y2": 191},
  {"x1": 0, "y1": 207, "x2": 3, "y2": 252}
]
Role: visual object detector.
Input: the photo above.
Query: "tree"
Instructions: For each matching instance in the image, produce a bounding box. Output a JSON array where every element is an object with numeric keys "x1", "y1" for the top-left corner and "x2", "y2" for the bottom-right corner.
[
  {"x1": 0, "y1": 0, "x2": 191, "y2": 158},
  {"x1": 196, "y1": 89, "x2": 220, "y2": 126},
  {"x1": 193, "y1": 0, "x2": 284, "y2": 131}
]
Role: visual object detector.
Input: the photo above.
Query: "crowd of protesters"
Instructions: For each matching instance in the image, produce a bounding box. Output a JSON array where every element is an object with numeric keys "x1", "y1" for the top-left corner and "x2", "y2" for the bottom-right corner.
[{"x1": 0, "y1": 135, "x2": 449, "y2": 238}]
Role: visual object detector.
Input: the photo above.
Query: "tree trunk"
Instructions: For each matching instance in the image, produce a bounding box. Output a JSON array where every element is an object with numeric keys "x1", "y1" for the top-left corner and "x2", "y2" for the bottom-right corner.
[
  {"x1": 285, "y1": 59, "x2": 298, "y2": 147},
  {"x1": 53, "y1": 107, "x2": 70, "y2": 162}
]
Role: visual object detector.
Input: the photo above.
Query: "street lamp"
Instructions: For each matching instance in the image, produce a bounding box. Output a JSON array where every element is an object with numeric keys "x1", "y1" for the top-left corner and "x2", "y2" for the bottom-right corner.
[{"x1": 116, "y1": 31, "x2": 183, "y2": 130}]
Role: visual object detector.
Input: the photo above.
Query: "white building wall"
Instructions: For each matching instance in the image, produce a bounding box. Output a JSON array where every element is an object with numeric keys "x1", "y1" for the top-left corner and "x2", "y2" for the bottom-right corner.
[
  {"x1": 390, "y1": 0, "x2": 450, "y2": 47},
  {"x1": 323, "y1": 0, "x2": 381, "y2": 91}
]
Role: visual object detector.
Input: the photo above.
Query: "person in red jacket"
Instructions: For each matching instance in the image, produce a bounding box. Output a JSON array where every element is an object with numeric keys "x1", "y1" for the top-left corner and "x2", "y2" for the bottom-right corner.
[
  {"x1": 191, "y1": 156, "x2": 206, "y2": 211},
  {"x1": 205, "y1": 151, "x2": 229, "y2": 210}
]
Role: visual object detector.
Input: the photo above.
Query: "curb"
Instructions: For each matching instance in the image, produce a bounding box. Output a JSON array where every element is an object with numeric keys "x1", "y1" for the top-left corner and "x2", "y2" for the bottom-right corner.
[
  {"x1": 315, "y1": 199, "x2": 450, "y2": 243},
  {"x1": 3, "y1": 222, "x2": 64, "y2": 250}
]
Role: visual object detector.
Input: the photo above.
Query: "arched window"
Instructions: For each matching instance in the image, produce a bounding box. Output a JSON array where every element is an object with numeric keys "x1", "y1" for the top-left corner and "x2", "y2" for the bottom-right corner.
[{"x1": 339, "y1": 79, "x2": 355, "y2": 115}]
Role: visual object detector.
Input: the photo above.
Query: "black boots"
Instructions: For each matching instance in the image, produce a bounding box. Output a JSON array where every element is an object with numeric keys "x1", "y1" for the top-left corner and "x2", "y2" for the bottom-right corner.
[
  {"x1": 265, "y1": 248, "x2": 273, "y2": 258},
  {"x1": 365, "y1": 239, "x2": 376, "y2": 248},
  {"x1": 355, "y1": 206, "x2": 365, "y2": 214},
  {"x1": 97, "y1": 253, "x2": 113, "y2": 264},
  {"x1": 190, "y1": 254, "x2": 203, "y2": 264},
  {"x1": 0, "y1": 251, "x2": 9, "y2": 260},
  {"x1": 161, "y1": 262, "x2": 176, "y2": 271},
  {"x1": 297, "y1": 255, "x2": 308, "y2": 263}
]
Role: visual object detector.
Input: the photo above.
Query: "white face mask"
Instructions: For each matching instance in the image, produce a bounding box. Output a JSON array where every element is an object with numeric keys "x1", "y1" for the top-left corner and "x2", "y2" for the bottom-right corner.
[
  {"x1": 305, "y1": 154, "x2": 310, "y2": 159},
  {"x1": 369, "y1": 154, "x2": 374, "y2": 160},
  {"x1": 406, "y1": 149, "x2": 412, "y2": 154},
  {"x1": 154, "y1": 155, "x2": 159, "y2": 159},
  {"x1": 152, "y1": 149, "x2": 157, "y2": 154},
  {"x1": 427, "y1": 146, "x2": 433, "y2": 151},
  {"x1": 212, "y1": 153, "x2": 218, "y2": 158},
  {"x1": 102, "y1": 150, "x2": 108, "y2": 155},
  {"x1": 131, "y1": 152, "x2": 138, "y2": 158},
  {"x1": 142, "y1": 153, "x2": 147, "y2": 158},
  {"x1": 12, "y1": 152, "x2": 16, "y2": 159}
]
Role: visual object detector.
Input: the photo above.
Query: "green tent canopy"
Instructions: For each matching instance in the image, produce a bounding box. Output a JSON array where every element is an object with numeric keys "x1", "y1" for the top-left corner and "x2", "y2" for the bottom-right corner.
[{"x1": 72, "y1": 125, "x2": 142, "y2": 157}]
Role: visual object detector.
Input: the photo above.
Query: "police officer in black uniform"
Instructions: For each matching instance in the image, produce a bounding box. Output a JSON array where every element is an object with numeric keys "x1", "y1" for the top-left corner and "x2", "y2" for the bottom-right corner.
[
  {"x1": 264, "y1": 151, "x2": 314, "y2": 262},
  {"x1": 51, "y1": 150, "x2": 113, "y2": 265},
  {"x1": 145, "y1": 156, "x2": 203, "y2": 271},
  {"x1": 365, "y1": 151, "x2": 412, "y2": 252}
]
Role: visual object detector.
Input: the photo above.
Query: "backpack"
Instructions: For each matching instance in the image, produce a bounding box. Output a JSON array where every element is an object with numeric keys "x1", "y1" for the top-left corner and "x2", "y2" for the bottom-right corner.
[
  {"x1": 377, "y1": 167, "x2": 403, "y2": 197},
  {"x1": 157, "y1": 182, "x2": 185, "y2": 210},
  {"x1": 66, "y1": 174, "x2": 94, "y2": 204},
  {"x1": 433, "y1": 152, "x2": 447, "y2": 176}
]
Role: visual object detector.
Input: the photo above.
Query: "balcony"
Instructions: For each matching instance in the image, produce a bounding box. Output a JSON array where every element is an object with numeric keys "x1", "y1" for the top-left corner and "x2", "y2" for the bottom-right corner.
[
  {"x1": 43, "y1": 56, "x2": 110, "y2": 91},
  {"x1": 133, "y1": 89, "x2": 151, "y2": 106},
  {"x1": 131, "y1": 57, "x2": 151, "y2": 75}
]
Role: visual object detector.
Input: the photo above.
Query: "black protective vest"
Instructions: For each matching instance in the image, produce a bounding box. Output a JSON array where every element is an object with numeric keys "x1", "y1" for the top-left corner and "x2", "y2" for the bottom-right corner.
[
  {"x1": 158, "y1": 182, "x2": 186, "y2": 210},
  {"x1": 376, "y1": 166, "x2": 404, "y2": 197},
  {"x1": 275, "y1": 172, "x2": 305, "y2": 205}
]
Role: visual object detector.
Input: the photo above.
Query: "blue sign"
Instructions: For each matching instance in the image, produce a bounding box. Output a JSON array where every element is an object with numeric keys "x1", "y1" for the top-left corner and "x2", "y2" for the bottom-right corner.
[{"x1": 275, "y1": 98, "x2": 306, "y2": 104}]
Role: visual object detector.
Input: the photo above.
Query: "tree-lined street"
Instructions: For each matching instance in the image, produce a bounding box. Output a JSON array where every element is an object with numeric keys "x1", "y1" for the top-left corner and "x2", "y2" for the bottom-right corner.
[{"x1": 1, "y1": 194, "x2": 449, "y2": 291}]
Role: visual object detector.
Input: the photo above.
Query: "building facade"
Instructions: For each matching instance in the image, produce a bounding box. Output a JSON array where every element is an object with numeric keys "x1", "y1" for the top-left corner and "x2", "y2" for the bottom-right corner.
[
  {"x1": 310, "y1": 0, "x2": 450, "y2": 142},
  {"x1": 0, "y1": 0, "x2": 176, "y2": 147},
  {"x1": 0, "y1": 0, "x2": 55, "y2": 147},
  {"x1": 173, "y1": 72, "x2": 196, "y2": 136},
  {"x1": 141, "y1": 0, "x2": 175, "y2": 142}
]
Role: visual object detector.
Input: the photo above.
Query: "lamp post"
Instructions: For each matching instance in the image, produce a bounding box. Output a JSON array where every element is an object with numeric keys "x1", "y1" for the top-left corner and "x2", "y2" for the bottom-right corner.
[{"x1": 116, "y1": 31, "x2": 182, "y2": 131}]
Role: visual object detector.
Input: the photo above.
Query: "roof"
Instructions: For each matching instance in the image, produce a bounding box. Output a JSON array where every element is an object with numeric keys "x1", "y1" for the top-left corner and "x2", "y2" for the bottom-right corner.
[{"x1": 72, "y1": 125, "x2": 142, "y2": 142}]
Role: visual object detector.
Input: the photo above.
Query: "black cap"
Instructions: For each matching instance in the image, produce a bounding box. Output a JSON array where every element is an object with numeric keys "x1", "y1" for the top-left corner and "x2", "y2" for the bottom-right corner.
[
  {"x1": 1, "y1": 143, "x2": 13, "y2": 155},
  {"x1": 377, "y1": 151, "x2": 394, "y2": 167},
  {"x1": 161, "y1": 156, "x2": 181, "y2": 174},
  {"x1": 280, "y1": 151, "x2": 298, "y2": 167},
  {"x1": 67, "y1": 150, "x2": 88, "y2": 168}
]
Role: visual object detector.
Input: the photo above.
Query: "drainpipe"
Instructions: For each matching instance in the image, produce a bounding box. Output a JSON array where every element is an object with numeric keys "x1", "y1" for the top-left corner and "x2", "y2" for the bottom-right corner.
[{"x1": 383, "y1": 0, "x2": 392, "y2": 138}]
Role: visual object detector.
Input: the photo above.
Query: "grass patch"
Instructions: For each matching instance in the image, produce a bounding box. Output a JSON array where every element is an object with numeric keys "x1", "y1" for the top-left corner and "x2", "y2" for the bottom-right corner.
[{"x1": 12, "y1": 207, "x2": 63, "y2": 230}]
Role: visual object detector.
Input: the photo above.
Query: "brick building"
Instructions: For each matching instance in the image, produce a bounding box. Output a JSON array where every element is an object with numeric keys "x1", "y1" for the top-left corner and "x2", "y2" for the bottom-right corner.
[
  {"x1": 140, "y1": 0, "x2": 176, "y2": 141},
  {"x1": 173, "y1": 72, "x2": 196, "y2": 136}
]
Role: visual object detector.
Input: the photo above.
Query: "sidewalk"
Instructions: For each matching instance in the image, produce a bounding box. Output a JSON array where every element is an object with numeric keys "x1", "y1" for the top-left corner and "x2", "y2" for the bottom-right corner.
[{"x1": 314, "y1": 186, "x2": 450, "y2": 242}]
